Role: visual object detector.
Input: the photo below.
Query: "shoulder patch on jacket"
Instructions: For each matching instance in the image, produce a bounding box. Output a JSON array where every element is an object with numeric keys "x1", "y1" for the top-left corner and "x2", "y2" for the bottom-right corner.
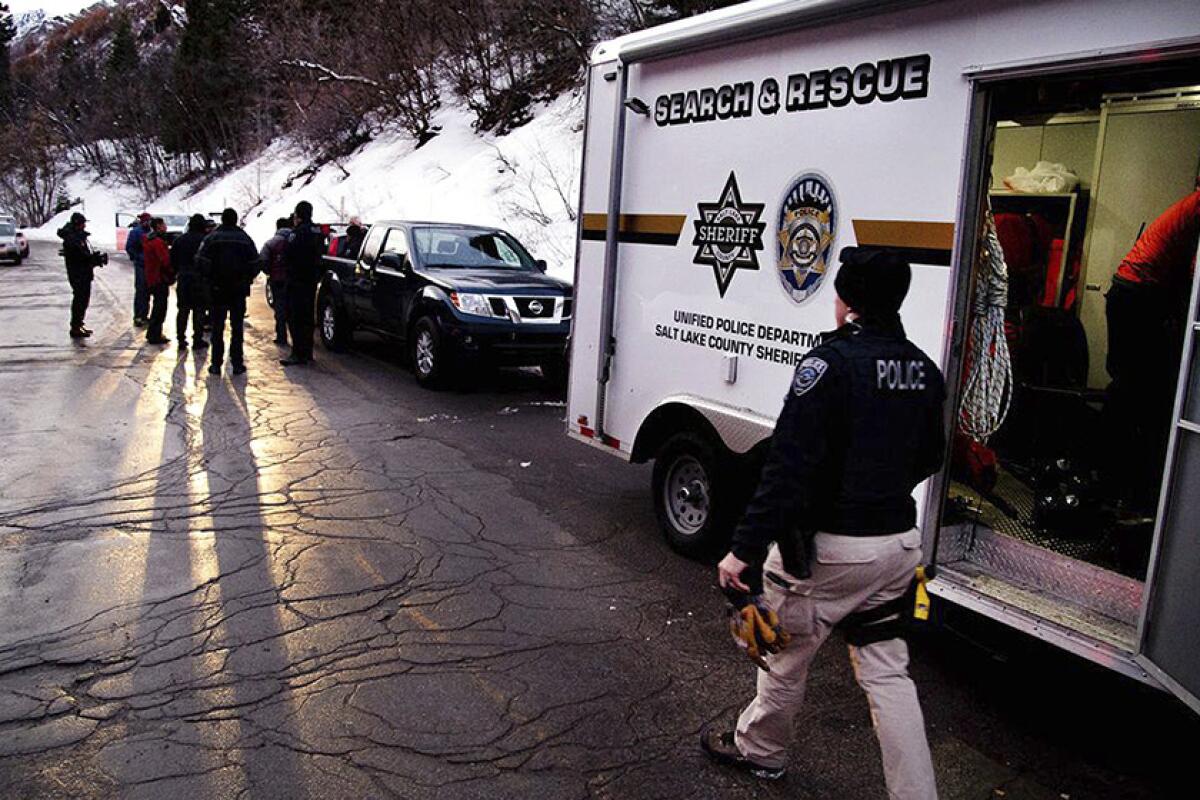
[{"x1": 792, "y1": 356, "x2": 829, "y2": 397}]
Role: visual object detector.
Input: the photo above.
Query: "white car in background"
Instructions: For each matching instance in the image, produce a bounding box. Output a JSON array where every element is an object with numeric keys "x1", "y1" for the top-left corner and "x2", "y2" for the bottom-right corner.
[
  {"x1": 0, "y1": 219, "x2": 23, "y2": 264},
  {"x1": 115, "y1": 212, "x2": 191, "y2": 250}
]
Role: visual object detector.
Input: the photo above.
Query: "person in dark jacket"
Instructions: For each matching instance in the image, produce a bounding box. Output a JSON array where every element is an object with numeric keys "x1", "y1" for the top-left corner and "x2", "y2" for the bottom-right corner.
[
  {"x1": 58, "y1": 212, "x2": 100, "y2": 339},
  {"x1": 341, "y1": 216, "x2": 367, "y2": 259},
  {"x1": 703, "y1": 248, "x2": 944, "y2": 800},
  {"x1": 171, "y1": 214, "x2": 210, "y2": 349},
  {"x1": 143, "y1": 218, "x2": 174, "y2": 344},
  {"x1": 259, "y1": 217, "x2": 292, "y2": 346},
  {"x1": 281, "y1": 200, "x2": 325, "y2": 366},
  {"x1": 196, "y1": 208, "x2": 259, "y2": 375},
  {"x1": 125, "y1": 212, "x2": 152, "y2": 326}
]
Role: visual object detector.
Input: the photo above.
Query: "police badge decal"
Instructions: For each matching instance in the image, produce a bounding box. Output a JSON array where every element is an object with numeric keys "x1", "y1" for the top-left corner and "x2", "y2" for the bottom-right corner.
[{"x1": 777, "y1": 173, "x2": 837, "y2": 304}]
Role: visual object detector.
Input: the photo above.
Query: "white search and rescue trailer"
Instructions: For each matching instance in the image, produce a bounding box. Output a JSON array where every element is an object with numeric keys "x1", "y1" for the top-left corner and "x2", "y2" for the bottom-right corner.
[{"x1": 566, "y1": 0, "x2": 1200, "y2": 710}]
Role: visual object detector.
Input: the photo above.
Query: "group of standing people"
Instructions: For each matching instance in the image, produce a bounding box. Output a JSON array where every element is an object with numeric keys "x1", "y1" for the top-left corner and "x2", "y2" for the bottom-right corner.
[{"x1": 59, "y1": 200, "x2": 328, "y2": 374}]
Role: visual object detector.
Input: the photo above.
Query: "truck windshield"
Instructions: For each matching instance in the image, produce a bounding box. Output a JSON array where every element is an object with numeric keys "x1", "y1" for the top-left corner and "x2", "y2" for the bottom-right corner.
[
  {"x1": 0, "y1": 223, "x2": 14, "y2": 235},
  {"x1": 412, "y1": 227, "x2": 535, "y2": 270},
  {"x1": 163, "y1": 215, "x2": 189, "y2": 227}
]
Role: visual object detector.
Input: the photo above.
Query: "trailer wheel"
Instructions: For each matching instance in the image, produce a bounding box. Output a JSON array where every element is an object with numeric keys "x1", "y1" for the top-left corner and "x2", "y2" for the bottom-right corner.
[{"x1": 652, "y1": 431, "x2": 739, "y2": 558}]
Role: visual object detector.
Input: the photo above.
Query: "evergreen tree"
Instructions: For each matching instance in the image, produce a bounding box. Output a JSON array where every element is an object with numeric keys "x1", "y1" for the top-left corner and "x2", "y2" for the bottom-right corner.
[
  {"x1": 103, "y1": 13, "x2": 140, "y2": 137},
  {"x1": 105, "y1": 12, "x2": 139, "y2": 81},
  {"x1": 166, "y1": 0, "x2": 255, "y2": 168},
  {"x1": 0, "y1": 2, "x2": 17, "y2": 116}
]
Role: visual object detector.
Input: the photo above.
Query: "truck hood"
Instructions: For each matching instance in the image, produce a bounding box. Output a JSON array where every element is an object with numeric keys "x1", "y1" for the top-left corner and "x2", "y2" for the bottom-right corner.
[{"x1": 415, "y1": 266, "x2": 571, "y2": 294}]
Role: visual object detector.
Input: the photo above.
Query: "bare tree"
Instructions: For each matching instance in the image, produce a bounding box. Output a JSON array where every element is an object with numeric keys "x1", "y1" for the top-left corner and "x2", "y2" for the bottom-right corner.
[{"x1": 0, "y1": 116, "x2": 66, "y2": 225}]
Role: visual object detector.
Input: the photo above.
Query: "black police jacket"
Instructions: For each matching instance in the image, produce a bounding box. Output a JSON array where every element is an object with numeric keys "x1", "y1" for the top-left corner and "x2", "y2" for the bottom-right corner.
[
  {"x1": 284, "y1": 220, "x2": 325, "y2": 286},
  {"x1": 196, "y1": 224, "x2": 259, "y2": 305},
  {"x1": 730, "y1": 317, "x2": 946, "y2": 579}
]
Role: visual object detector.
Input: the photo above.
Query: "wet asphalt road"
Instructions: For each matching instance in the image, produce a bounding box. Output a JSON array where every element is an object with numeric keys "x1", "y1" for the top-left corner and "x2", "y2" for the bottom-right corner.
[{"x1": 0, "y1": 244, "x2": 1195, "y2": 799}]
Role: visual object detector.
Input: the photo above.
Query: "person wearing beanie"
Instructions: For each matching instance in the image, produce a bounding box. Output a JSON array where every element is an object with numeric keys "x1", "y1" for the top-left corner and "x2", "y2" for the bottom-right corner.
[
  {"x1": 704, "y1": 246, "x2": 945, "y2": 800},
  {"x1": 171, "y1": 213, "x2": 213, "y2": 349},
  {"x1": 195, "y1": 208, "x2": 259, "y2": 376}
]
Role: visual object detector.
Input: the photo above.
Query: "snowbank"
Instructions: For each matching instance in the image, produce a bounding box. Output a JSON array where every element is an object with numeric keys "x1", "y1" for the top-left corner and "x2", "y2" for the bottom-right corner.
[
  {"x1": 29, "y1": 172, "x2": 150, "y2": 249},
  {"x1": 34, "y1": 93, "x2": 584, "y2": 283}
]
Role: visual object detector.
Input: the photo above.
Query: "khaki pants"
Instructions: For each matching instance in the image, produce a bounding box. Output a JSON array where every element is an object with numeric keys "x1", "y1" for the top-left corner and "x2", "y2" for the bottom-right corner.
[{"x1": 735, "y1": 529, "x2": 937, "y2": 800}]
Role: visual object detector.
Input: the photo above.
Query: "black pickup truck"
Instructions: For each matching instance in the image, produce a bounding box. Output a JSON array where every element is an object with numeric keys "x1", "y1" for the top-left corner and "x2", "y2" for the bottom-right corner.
[{"x1": 317, "y1": 221, "x2": 573, "y2": 388}]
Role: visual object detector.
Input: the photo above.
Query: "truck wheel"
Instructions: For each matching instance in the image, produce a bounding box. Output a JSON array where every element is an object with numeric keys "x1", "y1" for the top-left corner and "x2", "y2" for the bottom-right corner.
[
  {"x1": 318, "y1": 292, "x2": 351, "y2": 351},
  {"x1": 652, "y1": 431, "x2": 739, "y2": 558},
  {"x1": 411, "y1": 316, "x2": 449, "y2": 389}
]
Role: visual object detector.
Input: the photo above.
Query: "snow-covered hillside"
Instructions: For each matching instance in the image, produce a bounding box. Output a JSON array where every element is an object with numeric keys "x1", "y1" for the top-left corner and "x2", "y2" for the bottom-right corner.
[{"x1": 34, "y1": 93, "x2": 584, "y2": 283}]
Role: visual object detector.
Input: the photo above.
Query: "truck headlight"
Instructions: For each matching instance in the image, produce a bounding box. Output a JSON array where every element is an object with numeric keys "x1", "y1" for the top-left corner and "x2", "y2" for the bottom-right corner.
[{"x1": 450, "y1": 292, "x2": 492, "y2": 317}]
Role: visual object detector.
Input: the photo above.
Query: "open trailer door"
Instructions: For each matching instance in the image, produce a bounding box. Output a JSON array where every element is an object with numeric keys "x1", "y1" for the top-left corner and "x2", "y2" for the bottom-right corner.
[{"x1": 1137, "y1": 244, "x2": 1200, "y2": 714}]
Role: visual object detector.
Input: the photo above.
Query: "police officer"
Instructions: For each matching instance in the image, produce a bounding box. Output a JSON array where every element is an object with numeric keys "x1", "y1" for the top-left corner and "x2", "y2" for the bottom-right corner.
[{"x1": 703, "y1": 247, "x2": 945, "y2": 800}]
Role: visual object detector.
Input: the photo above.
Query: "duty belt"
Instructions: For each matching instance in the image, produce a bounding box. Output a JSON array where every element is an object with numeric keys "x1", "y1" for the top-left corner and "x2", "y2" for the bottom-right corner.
[{"x1": 766, "y1": 566, "x2": 933, "y2": 646}]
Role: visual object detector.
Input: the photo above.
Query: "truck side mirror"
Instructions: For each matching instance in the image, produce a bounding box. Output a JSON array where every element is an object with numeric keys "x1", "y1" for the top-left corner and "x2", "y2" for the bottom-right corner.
[
  {"x1": 535, "y1": 259, "x2": 548, "y2": 272},
  {"x1": 379, "y1": 252, "x2": 409, "y2": 274}
]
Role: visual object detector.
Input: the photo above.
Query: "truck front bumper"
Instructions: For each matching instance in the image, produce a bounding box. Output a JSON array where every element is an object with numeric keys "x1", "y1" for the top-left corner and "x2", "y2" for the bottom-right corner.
[{"x1": 442, "y1": 319, "x2": 569, "y2": 365}]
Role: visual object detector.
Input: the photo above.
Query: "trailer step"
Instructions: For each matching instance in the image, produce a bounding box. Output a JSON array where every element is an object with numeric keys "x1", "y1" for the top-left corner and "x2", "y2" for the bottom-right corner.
[{"x1": 937, "y1": 523, "x2": 1142, "y2": 649}]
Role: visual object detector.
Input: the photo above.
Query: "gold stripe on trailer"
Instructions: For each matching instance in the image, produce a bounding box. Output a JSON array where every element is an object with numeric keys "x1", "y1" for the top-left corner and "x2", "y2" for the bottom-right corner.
[
  {"x1": 851, "y1": 219, "x2": 956, "y2": 266},
  {"x1": 582, "y1": 213, "x2": 687, "y2": 246}
]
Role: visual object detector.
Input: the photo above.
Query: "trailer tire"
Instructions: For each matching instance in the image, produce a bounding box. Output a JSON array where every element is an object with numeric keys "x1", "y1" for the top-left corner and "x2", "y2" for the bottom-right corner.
[{"x1": 652, "y1": 431, "x2": 740, "y2": 558}]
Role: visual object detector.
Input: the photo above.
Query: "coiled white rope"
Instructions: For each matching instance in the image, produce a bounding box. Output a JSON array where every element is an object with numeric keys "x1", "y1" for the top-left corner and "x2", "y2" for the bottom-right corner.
[{"x1": 959, "y1": 210, "x2": 1014, "y2": 443}]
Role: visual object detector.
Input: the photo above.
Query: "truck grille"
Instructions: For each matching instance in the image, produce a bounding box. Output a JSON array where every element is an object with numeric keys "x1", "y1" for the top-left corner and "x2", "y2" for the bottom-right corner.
[
  {"x1": 488, "y1": 298, "x2": 508, "y2": 316},
  {"x1": 515, "y1": 297, "x2": 555, "y2": 319}
]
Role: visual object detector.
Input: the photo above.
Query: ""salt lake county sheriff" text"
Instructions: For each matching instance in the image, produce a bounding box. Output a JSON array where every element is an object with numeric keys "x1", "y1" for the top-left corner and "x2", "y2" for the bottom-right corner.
[{"x1": 655, "y1": 309, "x2": 823, "y2": 367}]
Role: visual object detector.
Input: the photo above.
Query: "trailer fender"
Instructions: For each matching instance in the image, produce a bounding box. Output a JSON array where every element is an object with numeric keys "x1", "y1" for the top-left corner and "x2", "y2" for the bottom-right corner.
[{"x1": 632, "y1": 395, "x2": 774, "y2": 463}]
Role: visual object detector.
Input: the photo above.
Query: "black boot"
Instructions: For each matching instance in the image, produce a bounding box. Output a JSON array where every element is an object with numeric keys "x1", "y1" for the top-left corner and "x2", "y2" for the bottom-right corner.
[{"x1": 700, "y1": 727, "x2": 786, "y2": 781}]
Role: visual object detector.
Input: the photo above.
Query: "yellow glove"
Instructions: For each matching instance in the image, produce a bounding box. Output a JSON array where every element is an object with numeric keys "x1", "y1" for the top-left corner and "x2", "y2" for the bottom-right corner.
[
  {"x1": 728, "y1": 597, "x2": 791, "y2": 671},
  {"x1": 913, "y1": 566, "x2": 931, "y2": 622}
]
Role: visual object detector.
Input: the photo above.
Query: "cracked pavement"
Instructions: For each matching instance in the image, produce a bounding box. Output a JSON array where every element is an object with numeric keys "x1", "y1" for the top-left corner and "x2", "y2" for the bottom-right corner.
[{"x1": 0, "y1": 247, "x2": 1196, "y2": 799}]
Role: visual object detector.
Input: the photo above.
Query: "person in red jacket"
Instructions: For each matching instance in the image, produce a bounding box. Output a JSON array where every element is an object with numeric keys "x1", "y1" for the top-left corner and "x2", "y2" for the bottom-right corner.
[
  {"x1": 1105, "y1": 184, "x2": 1200, "y2": 511},
  {"x1": 143, "y1": 217, "x2": 175, "y2": 345}
]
